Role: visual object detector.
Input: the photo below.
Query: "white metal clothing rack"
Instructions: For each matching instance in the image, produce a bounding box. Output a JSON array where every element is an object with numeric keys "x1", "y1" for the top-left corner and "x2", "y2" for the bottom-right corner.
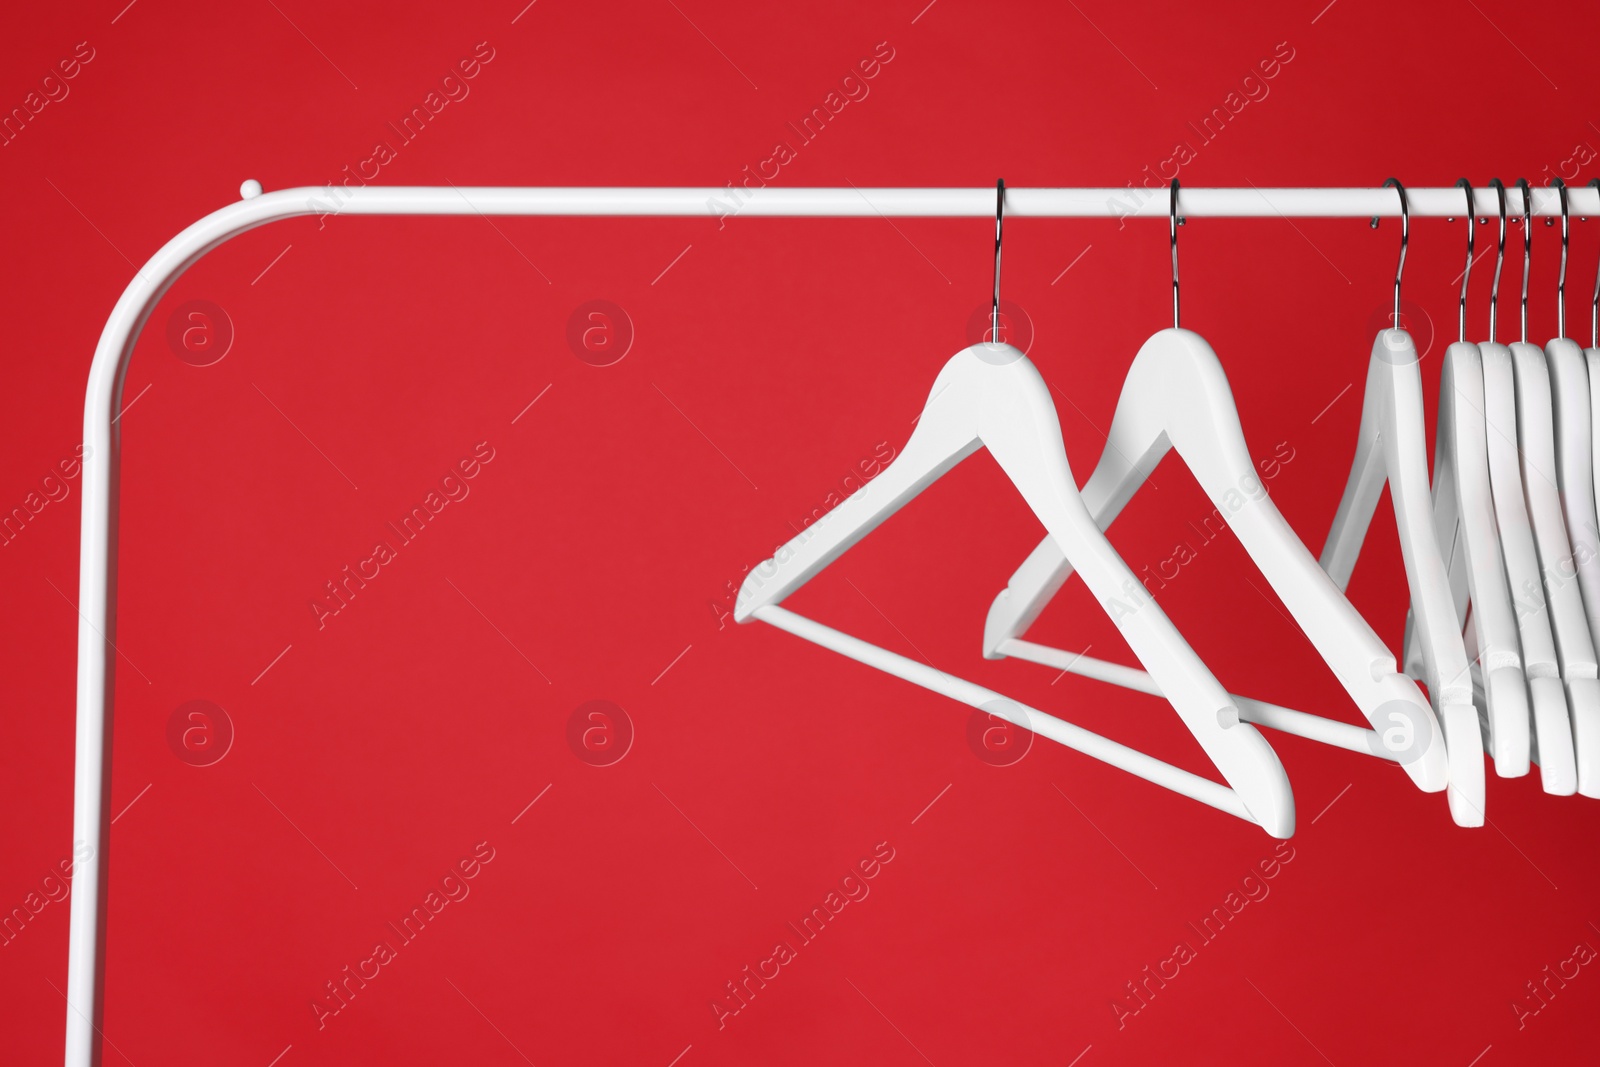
[{"x1": 61, "y1": 184, "x2": 1600, "y2": 1066}]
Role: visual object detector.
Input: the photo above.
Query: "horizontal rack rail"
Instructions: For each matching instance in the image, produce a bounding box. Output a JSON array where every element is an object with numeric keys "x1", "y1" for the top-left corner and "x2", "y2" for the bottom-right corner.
[{"x1": 274, "y1": 183, "x2": 1599, "y2": 218}]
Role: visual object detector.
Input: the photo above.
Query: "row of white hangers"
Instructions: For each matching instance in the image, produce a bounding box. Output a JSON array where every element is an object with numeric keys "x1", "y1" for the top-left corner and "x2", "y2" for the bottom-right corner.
[{"x1": 733, "y1": 177, "x2": 1600, "y2": 838}]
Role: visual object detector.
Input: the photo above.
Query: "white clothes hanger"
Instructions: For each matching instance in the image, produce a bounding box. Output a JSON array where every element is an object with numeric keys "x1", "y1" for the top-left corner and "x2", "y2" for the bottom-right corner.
[
  {"x1": 1540, "y1": 178, "x2": 1600, "y2": 798},
  {"x1": 1319, "y1": 179, "x2": 1482, "y2": 825},
  {"x1": 1478, "y1": 179, "x2": 1577, "y2": 794},
  {"x1": 1588, "y1": 176, "x2": 1600, "y2": 662},
  {"x1": 1435, "y1": 348, "x2": 1531, "y2": 776},
  {"x1": 1411, "y1": 179, "x2": 1529, "y2": 781},
  {"x1": 1515, "y1": 178, "x2": 1600, "y2": 796},
  {"x1": 1543, "y1": 181, "x2": 1600, "y2": 657},
  {"x1": 1587, "y1": 179, "x2": 1600, "y2": 792},
  {"x1": 983, "y1": 181, "x2": 1449, "y2": 797},
  {"x1": 737, "y1": 183, "x2": 1295, "y2": 835}
]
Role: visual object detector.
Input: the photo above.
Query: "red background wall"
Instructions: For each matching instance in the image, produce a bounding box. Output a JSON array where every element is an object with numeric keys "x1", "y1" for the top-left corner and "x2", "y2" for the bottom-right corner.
[{"x1": 4, "y1": 1, "x2": 1600, "y2": 1064}]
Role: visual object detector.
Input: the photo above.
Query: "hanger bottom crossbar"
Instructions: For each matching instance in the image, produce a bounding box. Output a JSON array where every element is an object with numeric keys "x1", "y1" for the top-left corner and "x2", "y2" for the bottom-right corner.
[
  {"x1": 995, "y1": 638, "x2": 1381, "y2": 757},
  {"x1": 751, "y1": 605, "x2": 1257, "y2": 826}
]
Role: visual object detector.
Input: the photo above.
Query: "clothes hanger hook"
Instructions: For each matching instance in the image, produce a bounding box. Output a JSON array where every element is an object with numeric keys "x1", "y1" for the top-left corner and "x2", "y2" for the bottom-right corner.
[
  {"x1": 1590, "y1": 178, "x2": 1599, "y2": 348},
  {"x1": 1488, "y1": 178, "x2": 1507, "y2": 343},
  {"x1": 992, "y1": 178, "x2": 1004, "y2": 344},
  {"x1": 1171, "y1": 179, "x2": 1184, "y2": 329},
  {"x1": 1456, "y1": 178, "x2": 1475, "y2": 344},
  {"x1": 1369, "y1": 178, "x2": 1408, "y2": 330},
  {"x1": 1516, "y1": 178, "x2": 1533, "y2": 343},
  {"x1": 1554, "y1": 178, "x2": 1569, "y2": 340}
]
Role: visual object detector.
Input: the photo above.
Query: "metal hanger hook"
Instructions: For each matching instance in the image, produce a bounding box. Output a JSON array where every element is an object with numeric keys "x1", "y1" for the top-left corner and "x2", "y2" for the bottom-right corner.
[
  {"x1": 1456, "y1": 178, "x2": 1474, "y2": 344},
  {"x1": 1369, "y1": 178, "x2": 1408, "y2": 331},
  {"x1": 1170, "y1": 178, "x2": 1183, "y2": 329},
  {"x1": 1516, "y1": 178, "x2": 1533, "y2": 342},
  {"x1": 992, "y1": 179, "x2": 1004, "y2": 344},
  {"x1": 1488, "y1": 178, "x2": 1508, "y2": 343},
  {"x1": 1554, "y1": 178, "x2": 1569, "y2": 339}
]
